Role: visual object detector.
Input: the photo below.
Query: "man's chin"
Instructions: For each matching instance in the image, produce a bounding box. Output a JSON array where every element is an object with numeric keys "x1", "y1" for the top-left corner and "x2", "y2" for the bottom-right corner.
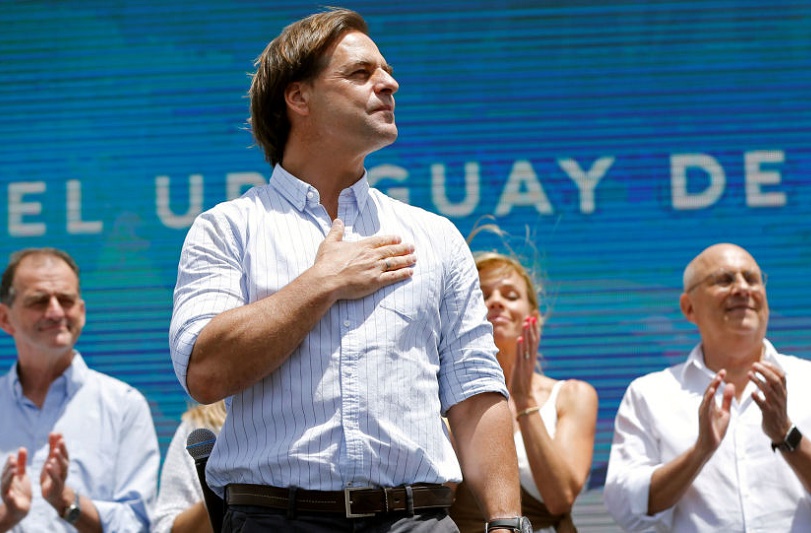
[
  {"x1": 724, "y1": 319, "x2": 764, "y2": 335},
  {"x1": 379, "y1": 127, "x2": 398, "y2": 143},
  {"x1": 42, "y1": 334, "x2": 76, "y2": 350}
]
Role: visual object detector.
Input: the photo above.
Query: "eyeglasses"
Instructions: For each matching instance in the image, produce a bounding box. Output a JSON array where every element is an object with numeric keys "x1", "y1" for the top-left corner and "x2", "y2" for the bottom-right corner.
[{"x1": 685, "y1": 269, "x2": 767, "y2": 293}]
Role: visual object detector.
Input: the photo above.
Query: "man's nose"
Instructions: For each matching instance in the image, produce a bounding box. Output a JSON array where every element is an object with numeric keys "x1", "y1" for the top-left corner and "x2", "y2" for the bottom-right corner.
[
  {"x1": 374, "y1": 69, "x2": 399, "y2": 93},
  {"x1": 44, "y1": 296, "x2": 65, "y2": 317},
  {"x1": 729, "y1": 272, "x2": 755, "y2": 293}
]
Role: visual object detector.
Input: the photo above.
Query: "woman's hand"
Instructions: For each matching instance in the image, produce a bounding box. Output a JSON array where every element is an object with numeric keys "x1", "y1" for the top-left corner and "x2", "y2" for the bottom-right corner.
[{"x1": 509, "y1": 315, "x2": 541, "y2": 410}]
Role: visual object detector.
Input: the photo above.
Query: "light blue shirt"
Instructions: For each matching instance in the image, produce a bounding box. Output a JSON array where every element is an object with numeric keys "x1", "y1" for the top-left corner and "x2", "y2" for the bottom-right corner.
[
  {"x1": 0, "y1": 352, "x2": 159, "y2": 533},
  {"x1": 170, "y1": 165, "x2": 506, "y2": 495}
]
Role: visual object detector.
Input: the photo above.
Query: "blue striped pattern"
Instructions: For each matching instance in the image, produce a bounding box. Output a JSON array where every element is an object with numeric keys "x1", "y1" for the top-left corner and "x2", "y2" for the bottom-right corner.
[{"x1": 170, "y1": 166, "x2": 506, "y2": 493}]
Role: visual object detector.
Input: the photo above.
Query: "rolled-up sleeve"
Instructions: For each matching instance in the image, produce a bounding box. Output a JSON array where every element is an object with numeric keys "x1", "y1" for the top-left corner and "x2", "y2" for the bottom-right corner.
[
  {"x1": 169, "y1": 208, "x2": 246, "y2": 393},
  {"x1": 435, "y1": 221, "x2": 506, "y2": 414},
  {"x1": 93, "y1": 388, "x2": 159, "y2": 532},
  {"x1": 604, "y1": 381, "x2": 673, "y2": 532}
]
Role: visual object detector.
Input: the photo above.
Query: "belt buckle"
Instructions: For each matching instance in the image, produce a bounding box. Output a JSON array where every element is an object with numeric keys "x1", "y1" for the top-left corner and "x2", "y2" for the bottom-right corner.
[{"x1": 344, "y1": 487, "x2": 376, "y2": 518}]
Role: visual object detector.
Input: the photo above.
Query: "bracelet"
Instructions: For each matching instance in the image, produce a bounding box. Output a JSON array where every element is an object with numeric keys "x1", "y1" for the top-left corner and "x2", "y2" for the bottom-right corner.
[{"x1": 515, "y1": 406, "x2": 541, "y2": 420}]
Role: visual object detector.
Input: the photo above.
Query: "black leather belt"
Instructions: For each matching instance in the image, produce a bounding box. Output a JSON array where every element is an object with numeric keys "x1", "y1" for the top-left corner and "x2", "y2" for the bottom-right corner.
[{"x1": 225, "y1": 483, "x2": 453, "y2": 518}]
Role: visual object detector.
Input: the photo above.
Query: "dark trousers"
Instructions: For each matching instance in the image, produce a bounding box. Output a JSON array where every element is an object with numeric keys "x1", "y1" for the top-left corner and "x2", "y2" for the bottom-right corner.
[{"x1": 222, "y1": 505, "x2": 460, "y2": 533}]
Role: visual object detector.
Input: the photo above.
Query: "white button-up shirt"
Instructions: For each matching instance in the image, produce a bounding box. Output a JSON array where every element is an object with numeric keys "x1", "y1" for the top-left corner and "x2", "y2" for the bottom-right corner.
[
  {"x1": 169, "y1": 165, "x2": 506, "y2": 496},
  {"x1": 604, "y1": 340, "x2": 811, "y2": 532}
]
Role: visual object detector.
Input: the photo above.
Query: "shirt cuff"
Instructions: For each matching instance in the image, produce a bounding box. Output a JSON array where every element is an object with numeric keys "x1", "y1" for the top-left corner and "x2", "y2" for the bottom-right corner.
[{"x1": 627, "y1": 464, "x2": 673, "y2": 528}]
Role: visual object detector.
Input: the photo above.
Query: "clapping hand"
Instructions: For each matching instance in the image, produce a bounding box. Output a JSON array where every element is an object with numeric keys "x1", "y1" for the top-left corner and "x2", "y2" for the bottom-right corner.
[
  {"x1": 696, "y1": 371, "x2": 734, "y2": 455},
  {"x1": 749, "y1": 361, "x2": 792, "y2": 442},
  {"x1": 509, "y1": 315, "x2": 541, "y2": 405},
  {"x1": 1, "y1": 448, "x2": 31, "y2": 528},
  {"x1": 41, "y1": 433, "x2": 71, "y2": 513}
]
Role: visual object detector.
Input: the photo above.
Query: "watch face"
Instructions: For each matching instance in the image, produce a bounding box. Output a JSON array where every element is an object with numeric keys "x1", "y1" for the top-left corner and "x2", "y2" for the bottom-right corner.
[
  {"x1": 65, "y1": 505, "x2": 80, "y2": 524},
  {"x1": 520, "y1": 516, "x2": 534, "y2": 533},
  {"x1": 787, "y1": 426, "x2": 803, "y2": 450}
]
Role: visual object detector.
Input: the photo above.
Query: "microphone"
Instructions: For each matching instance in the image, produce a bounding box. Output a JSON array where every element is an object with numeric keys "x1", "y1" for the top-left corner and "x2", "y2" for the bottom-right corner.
[{"x1": 186, "y1": 428, "x2": 224, "y2": 533}]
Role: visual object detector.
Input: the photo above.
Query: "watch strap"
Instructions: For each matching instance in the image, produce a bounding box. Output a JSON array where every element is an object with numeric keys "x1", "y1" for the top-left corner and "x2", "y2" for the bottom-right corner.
[
  {"x1": 486, "y1": 516, "x2": 533, "y2": 532},
  {"x1": 486, "y1": 518, "x2": 521, "y2": 532}
]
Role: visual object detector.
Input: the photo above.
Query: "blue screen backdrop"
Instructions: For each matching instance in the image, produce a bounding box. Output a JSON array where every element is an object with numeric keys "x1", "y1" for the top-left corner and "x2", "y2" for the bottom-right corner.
[{"x1": 1, "y1": 1, "x2": 809, "y2": 523}]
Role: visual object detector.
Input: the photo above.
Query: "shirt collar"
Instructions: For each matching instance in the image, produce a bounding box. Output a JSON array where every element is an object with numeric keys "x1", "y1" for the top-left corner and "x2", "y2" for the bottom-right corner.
[
  {"x1": 761, "y1": 338, "x2": 783, "y2": 370},
  {"x1": 682, "y1": 338, "x2": 782, "y2": 380},
  {"x1": 10, "y1": 351, "x2": 87, "y2": 403},
  {"x1": 683, "y1": 344, "x2": 714, "y2": 381},
  {"x1": 269, "y1": 164, "x2": 370, "y2": 215},
  {"x1": 62, "y1": 351, "x2": 89, "y2": 397}
]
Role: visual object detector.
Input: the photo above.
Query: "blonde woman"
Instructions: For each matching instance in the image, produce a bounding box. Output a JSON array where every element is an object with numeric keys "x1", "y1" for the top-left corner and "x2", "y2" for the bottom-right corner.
[
  {"x1": 152, "y1": 401, "x2": 226, "y2": 533},
  {"x1": 449, "y1": 252, "x2": 598, "y2": 533}
]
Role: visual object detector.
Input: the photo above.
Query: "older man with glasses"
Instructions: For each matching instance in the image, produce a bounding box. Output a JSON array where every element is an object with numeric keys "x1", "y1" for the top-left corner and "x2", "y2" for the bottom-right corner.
[{"x1": 604, "y1": 243, "x2": 811, "y2": 532}]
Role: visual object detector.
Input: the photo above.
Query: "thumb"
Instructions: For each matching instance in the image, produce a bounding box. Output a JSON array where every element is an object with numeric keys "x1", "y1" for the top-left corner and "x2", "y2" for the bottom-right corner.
[{"x1": 325, "y1": 218, "x2": 345, "y2": 243}]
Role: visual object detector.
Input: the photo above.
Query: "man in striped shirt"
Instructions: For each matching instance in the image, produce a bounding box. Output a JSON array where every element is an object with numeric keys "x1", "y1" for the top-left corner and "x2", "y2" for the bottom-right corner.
[{"x1": 169, "y1": 7, "x2": 526, "y2": 533}]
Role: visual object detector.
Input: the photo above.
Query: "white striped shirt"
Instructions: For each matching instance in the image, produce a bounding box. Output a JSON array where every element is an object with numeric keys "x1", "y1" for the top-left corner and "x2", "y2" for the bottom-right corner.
[{"x1": 169, "y1": 165, "x2": 506, "y2": 495}]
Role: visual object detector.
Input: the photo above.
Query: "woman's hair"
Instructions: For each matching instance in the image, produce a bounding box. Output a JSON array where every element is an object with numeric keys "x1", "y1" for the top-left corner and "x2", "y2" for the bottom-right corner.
[
  {"x1": 474, "y1": 251, "x2": 540, "y2": 312},
  {"x1": 248, "y1": 8, "x2": 369, "y2": 166},
  {"x1": 467, "y1": 218, "x2": 548, "y2": 317},
  {"x1": 182, "y1": 400, "x2": 227, "y2": 431}
]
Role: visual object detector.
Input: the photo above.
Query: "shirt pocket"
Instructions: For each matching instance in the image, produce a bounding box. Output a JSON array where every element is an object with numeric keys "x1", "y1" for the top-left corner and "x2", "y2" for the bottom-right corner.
[
  {"x1": 375, "y1": 263, "x2": 438, "y2": 318},
  {"x1": 371, "y1": 263, "x2": 440, "y2": 355}
]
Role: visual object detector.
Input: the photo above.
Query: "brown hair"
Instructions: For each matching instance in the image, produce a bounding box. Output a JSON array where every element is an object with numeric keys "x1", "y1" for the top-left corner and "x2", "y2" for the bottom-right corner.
[
  {"x1": 467, "y1": 219, "x2": 547, "y2": 315},
  {"x1": 249, "y1": 7, "x2": 369, "y2": 166},
  {"x1": 1, "y1": 248, "x2": 80, "y2": 305}
]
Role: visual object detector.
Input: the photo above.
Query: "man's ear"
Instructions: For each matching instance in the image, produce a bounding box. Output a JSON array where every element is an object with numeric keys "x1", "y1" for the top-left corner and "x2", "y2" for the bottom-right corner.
[
  {"x1": 284, "y1": 81, "x2": 310, "y2": 117},
  {"x1": 679, "y1": 292, "x2": 696, "y2": 324},
  {"x1": 0, "y1": 304, "x2": 14, "y2": 336},
  {"x1": 77, "y1": 298, "x2": 87, "y2": 332}
]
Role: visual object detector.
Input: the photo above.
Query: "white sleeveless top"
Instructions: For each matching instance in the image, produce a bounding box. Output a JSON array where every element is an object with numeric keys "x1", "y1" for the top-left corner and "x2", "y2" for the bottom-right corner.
[{"x1": 515, "y1": 379, "x2": 564, "y2": 503}]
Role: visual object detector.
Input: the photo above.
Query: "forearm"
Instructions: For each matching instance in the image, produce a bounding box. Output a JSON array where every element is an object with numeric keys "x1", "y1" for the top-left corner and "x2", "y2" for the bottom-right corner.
[
  {"x1": 516, "y1": 380, "x2": 597, "y2": 514},
  {"x1": 186, "y1": 267, "x2": 338, "y2": 403},
  {"x1": 648, "y1": 443, "x2": 711, "y2": 515},
  {"x1": 170, "y1": 501, "x2": 213, "y2": 533},
  {"x1": 448, "y1": 393, "x2": 521, "y2": 520},
  {"x1": 519, "y1": 418, "x2": 587, "y2": 514},
  {"x1": 780, "y1": 435, "x2": 811, "y2": 494},
  {"x1": 48, "y1": 489, "x2": 102, "y2": 533},
  {"x1": 72, "y1": 494, "x2": 102, "y2": 533}
]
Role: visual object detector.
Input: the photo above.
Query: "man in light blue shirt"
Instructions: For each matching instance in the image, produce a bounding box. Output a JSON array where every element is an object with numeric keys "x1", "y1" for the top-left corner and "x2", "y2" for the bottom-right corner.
[
  {"x1": 170, "y1": 7, "x2": 526, "y2": 533},
  {"x1": 0, "y1": 248, "x2": 159, "y2": 532}
]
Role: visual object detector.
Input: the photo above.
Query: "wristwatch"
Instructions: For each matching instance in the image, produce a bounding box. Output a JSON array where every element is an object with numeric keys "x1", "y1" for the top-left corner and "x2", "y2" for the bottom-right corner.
[
  {"x1": 485, "y1": 516, "x2": 533, "y2": 532},
  {"x1": 62, "y1": 490, "x2": 80, "y2": 525},
  {"x1": 771, "y1": 424, "x2": 803, "y2": 453}
]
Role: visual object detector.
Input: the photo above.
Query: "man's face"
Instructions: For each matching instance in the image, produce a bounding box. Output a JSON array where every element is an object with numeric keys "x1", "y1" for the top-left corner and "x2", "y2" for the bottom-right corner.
[
  {"x1": 0, "y1": 255, "x2": 85, "y2": 358},
  {"x1": 303, "y1": 30, "x2": 399, "y2": 155},
  {"x1": 681, "y1": 245, "x2": 768, "y2": 343}
]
